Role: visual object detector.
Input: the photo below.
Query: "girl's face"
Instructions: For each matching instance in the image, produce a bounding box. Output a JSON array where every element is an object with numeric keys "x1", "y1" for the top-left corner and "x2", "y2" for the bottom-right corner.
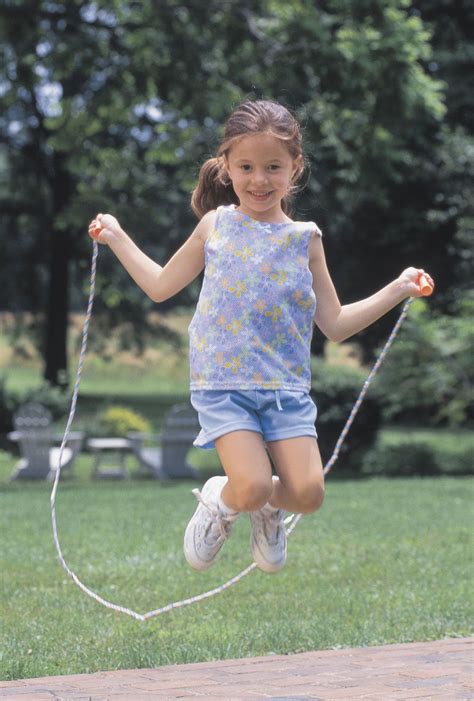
[{"x1": 224, "y1": 133, "x2": 301, "y2": 222}]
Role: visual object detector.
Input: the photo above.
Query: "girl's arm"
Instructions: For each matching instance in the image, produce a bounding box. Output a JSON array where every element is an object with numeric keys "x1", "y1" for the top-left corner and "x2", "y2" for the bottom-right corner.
[
  {"x1": 309, "y1": 233, "x2": 433, "y2": 343},
  {"x1": 88, "y1": 210, "x2": 216, "y2": 303}
]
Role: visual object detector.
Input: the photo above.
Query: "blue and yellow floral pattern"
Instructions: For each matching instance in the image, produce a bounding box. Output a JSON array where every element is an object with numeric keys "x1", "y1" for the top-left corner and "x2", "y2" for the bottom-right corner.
[{"x1": 189, "y1": 205, "x2": 322, "y2": 390}]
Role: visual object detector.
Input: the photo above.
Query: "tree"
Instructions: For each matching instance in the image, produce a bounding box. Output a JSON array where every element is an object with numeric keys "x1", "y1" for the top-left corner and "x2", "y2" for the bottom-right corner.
[
  {"x1": 0, "y1": 0, "x2": 464, "y2": 382},
  {"x1": 220, "y1": 0, "x2": 457, "y2": 359}
]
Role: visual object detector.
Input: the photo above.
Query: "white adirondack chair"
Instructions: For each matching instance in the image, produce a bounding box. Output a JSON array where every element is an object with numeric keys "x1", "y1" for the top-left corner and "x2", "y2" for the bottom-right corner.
[
  {"x1": 128, "y1": 403, "x2": 199, "y2": 479},
  {"x1": 8, "y1": 402, "x2": 83, "y2": 480}
]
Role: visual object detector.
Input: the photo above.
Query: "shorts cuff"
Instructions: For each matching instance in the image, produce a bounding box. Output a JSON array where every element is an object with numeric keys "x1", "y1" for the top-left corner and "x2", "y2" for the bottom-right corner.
[
  {"x1": 263, "y1": 427, "x2": 318, "y2": 443},
  {"x1": 193, "y1": 421, "x2": 263, "y2": 450}
]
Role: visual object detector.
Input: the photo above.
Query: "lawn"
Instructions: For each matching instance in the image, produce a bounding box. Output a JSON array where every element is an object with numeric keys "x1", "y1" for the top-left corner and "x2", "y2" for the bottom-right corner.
[
  {"x1": 1, "y1": 321, "x2": 472, "y2": 680},
  {"x1": 0, "y1": 463, "x2": 472, "y2": 681}
]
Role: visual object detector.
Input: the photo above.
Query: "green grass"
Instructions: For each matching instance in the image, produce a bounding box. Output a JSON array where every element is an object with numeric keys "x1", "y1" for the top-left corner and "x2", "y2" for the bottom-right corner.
[
  {"x1": 1, "y1": 325, "x2": 472, "y2": 678},
  {"x1": 0, "y1": 460, "x2": 472, "y2": 680},
  {"x1": 0, "y1": 312, "x2": 192, "y2": 397},
  {"x1": 1, "y1": 354, "x2": 190, "y2": 397}
]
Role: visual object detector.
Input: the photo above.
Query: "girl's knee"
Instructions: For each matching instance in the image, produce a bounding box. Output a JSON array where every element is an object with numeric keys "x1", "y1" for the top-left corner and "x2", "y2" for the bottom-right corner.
[
  {"x1": 226, "y1": 478, "x2": 273, "y2": 512},
  {"x1": 292, "y1": 479, "x2": 325, "y2": 514}
]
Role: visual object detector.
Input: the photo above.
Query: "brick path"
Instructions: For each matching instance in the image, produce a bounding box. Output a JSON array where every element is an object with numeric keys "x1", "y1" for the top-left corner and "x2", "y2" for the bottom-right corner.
[{"x1": 0, "y1": 637, "x2": 472, "y2": 700}]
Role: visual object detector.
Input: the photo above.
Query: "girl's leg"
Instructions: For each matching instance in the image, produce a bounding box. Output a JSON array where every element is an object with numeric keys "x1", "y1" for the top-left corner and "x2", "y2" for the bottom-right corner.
[
  {"x1": 214, "y1": 431, "x2": 291, "y2": 574},
  {"x1": 183, "y1": 430, "x2": 273, "y2": 571},
  {"x1": 247, "y1": 436, "x2": 324, "y2": 574},
  {"x1": 265, "y1": 436, "x2": 325, "y2": 514},
  {"x1": 215, "y1": 430, "x2": 274, "y2": 512}
]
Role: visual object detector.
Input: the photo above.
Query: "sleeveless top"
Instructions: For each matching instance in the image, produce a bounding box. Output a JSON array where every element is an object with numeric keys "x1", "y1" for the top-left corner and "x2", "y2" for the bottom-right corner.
[{"x1": 188, "y1": 204, "x2": 322, "y2": 391}]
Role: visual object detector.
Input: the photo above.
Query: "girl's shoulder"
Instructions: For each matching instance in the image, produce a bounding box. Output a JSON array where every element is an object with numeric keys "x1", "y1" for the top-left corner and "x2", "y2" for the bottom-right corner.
[
  {"x1": 196, "y1": 208, "x2": 218, "y2": 245},
  {"x1": 198, "y1": 204, "x2": 237, "y2": 244}
]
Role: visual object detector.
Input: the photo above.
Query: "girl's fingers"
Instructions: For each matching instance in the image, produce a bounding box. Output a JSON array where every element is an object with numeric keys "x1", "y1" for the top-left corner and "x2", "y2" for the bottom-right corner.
[
  {"x1": 89, "y1": 214, "x2": 102, "y2": 228},
  {"x1": 88, "y1": 216, "x2": 105, "y2": 240}
]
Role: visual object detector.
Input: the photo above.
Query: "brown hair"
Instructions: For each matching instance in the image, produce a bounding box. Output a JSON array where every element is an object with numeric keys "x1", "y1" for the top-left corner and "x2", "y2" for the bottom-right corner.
[{"x1": 191, "y1": 99, "x2": 305, "y2": 219}]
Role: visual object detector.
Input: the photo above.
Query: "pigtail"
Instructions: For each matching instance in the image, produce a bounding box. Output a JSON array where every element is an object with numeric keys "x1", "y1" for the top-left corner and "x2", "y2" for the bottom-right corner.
[{"x1": 191, "y1": 156, "x2": 237, "y2": 220}]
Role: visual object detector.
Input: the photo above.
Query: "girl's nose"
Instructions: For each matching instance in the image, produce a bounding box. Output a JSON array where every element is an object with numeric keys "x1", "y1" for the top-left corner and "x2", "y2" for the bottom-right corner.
[{"x1": 252, "y1": 169, "x2": 268, "y2": 184}]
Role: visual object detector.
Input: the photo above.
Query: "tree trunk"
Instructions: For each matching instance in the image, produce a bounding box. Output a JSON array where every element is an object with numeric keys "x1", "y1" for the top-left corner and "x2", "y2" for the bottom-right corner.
[
  {"x1": 44, "y1": 228, "x2": 69, "y2": 387},
  {"x1": 43, "y1": 155, "x2": 71, "y2": 388}
]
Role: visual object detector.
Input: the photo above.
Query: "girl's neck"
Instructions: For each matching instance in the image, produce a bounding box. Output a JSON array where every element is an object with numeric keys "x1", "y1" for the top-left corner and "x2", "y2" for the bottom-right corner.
[{"x1": 233, "y1": 203, "x2": 292, "y2": 225}]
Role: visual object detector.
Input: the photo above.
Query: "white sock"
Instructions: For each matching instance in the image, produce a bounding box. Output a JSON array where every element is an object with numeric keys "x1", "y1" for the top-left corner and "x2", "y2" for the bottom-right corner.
[
  {"x1": 266, "y1": 475, "x2": 280, "y2": 512},
  {"x1": 218, "y1": 491, "x2": 240, "y2": 519}
]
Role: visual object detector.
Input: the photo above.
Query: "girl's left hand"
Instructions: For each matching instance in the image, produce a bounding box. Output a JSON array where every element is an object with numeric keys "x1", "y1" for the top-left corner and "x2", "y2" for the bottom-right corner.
[{"x1": 397, "y1": 267, "x2": 435, "y2": 297}]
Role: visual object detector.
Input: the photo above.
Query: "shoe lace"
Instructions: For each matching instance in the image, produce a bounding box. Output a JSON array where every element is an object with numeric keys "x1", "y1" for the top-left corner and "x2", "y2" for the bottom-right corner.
[
  {"x1": 259, "y1": 508, "x2": 284, "y2": 545},
  {"x1": 192, "y1": 488, "x2": 234, "y2": 544}
]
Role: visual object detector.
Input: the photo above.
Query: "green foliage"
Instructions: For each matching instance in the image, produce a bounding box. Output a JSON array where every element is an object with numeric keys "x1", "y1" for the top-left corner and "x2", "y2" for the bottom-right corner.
[
  {"x1": 364, "y1": 440, "x2": 472, "y2": 477},
  {"x1": 98, "y1": 405, "x2": 152, "y2": 437},
  {"x1": 18, "y1": 383, "x2": 70, "y2": 419},
  {"x1": 0, "y1": 375, "x2": 69, "y2": 435},
  {"x1": 413, "y1": 0, "x2": 474, "y2": 130},
  {"x1": 425, "y1": 124, "x2": 474, "y2": 307},
  {"x1": 1, "y1": 0, "x2": 469, "y2": 381},
  {"x1": 372, "y1": 297, "x2": 474, "y2": 427},
  {"x1": 364, "y1": 442, "x2": 439, "y2": 476},
  {"x1": 311, "y1": 360, "x2": 382, "y2": 473}
]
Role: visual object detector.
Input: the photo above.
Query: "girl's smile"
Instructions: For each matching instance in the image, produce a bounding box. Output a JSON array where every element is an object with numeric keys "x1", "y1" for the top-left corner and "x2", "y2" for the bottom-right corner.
[
  {"x1": 249, "y1": 190, "x2": 273, "y2": 201},
  {"x1": 224, "y1": 133, "x2": 300, "y2": 223}
]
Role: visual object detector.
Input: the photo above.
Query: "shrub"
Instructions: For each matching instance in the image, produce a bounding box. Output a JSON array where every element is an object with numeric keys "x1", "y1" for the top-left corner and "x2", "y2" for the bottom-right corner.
[
  {"x1": 363, "y1": 431, "x2": 473, "y2": 477},
  {"x1": 371, "y1": 297, "x2": 474, "y2": 428},
  {"x1": 98, "y1": 406, "x2": 152, "y2": 437},
  {"x1": 0, "y1": 375, "x2": 70, "y2": 437},
  {"x1": 363, "y1": 443, "x2": 440, "y2": 477},
  {"x1": 19, "y1": 384, "x2": 70, "y2": 419},
  {"x1": 311, "y1": 361, "x2": 382, "y2": 476}
]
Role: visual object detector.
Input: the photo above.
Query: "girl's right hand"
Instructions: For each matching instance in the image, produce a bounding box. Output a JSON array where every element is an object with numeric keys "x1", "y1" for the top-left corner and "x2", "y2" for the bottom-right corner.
[{"x1": 88, "y1": 213, "x2": 122, "y2": 244}]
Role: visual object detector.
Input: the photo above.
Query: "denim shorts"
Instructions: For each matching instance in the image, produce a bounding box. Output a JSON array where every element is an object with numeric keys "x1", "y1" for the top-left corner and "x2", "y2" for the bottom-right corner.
[{"x1": 190, "y1": 389, "x2": 318, "y2": 450}]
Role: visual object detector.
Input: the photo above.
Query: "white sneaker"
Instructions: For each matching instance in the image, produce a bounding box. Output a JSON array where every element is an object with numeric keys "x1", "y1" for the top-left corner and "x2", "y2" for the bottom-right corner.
[
  {"x1": 250, "y1": 504, "x2": 287, "y2": 573},
  {"x1": 184, "y1": 476, "x2": 238, "y2": 571}
]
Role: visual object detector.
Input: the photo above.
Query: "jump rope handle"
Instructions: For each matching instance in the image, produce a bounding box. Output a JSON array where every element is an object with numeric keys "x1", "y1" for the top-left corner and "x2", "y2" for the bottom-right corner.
[
  {"x1": 417, "y1": 272, "x2": 434, "y2": 296},
  {"x1": 90, "y1": 222, "x2": 103, "y2": 240}
]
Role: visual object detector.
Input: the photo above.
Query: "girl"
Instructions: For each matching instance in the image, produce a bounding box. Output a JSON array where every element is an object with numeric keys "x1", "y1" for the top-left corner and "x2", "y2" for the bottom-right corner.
[{"x1": 89, "y1": 99, "x2": 434, "y2": 575}]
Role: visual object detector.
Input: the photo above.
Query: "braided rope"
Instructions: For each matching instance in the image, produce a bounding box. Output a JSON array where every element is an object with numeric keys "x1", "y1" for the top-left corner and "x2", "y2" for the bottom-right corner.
[{"x1": 50, "y1": 240, "x2": 413, "y2": 621}]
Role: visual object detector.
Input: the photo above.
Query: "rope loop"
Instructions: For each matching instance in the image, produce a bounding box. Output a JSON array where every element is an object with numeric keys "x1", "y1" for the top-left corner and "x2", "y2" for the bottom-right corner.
[{"x1": 50, "y1": 242, "x2": 413, "y2": 621}]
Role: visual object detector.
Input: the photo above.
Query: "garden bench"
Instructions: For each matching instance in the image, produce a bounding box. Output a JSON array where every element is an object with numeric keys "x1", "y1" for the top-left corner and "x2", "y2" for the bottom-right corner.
[
  {"x1": 8, "y1": 402, "x2": 84, "y2": 480},
  {"x1": 128, "y1": 402, "x2": 200, "y2": 480}
]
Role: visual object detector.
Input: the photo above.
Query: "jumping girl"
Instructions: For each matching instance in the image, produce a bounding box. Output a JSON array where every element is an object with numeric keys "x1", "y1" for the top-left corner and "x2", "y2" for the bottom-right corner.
[{"x1": 88, "y1": 99, "x2": 434, "y2": 575}]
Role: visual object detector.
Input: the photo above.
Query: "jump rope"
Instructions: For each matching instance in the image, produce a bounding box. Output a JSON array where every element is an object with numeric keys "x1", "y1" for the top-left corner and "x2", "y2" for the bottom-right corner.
[{"x1": 50, "y1": 229, "x2": 434, "y2": 621}]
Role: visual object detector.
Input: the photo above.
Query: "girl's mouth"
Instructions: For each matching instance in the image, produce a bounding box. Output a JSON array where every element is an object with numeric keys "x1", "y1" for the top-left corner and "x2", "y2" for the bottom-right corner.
[{"x1": 248, "y1": 191, "x2": 272, "y2": 201}]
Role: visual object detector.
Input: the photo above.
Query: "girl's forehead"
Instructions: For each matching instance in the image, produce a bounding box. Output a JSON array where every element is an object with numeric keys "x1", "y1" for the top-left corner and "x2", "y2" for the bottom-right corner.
[{"x1": 228, "y1": 133, "x2": 292, "y2": 161}]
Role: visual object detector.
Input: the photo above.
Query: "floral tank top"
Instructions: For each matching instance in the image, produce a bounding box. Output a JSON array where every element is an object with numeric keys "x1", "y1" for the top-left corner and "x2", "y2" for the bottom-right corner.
[{"x1": 188, "y1": 204, "x2": 322, "y2": 391}]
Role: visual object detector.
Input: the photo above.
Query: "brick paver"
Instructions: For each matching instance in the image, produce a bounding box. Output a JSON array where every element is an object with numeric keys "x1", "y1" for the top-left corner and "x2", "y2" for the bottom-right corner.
[{"x1": 0, "y1": 637, "x2": 472, "y2": 700}]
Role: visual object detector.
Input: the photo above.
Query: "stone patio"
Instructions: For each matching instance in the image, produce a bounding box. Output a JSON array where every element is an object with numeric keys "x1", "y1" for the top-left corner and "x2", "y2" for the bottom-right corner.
[{"x1": 0, "y1": 637, "x2": 472, "y2": 700}]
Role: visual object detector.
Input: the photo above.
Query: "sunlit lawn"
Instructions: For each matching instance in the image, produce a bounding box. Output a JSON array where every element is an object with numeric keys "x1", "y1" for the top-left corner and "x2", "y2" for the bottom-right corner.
[
  {"x1": 0, "y1": 448, "x2": 472, "y2": 680},
  {"x1": 1, "y1": 323, "x2": 472, "y2": 680}
]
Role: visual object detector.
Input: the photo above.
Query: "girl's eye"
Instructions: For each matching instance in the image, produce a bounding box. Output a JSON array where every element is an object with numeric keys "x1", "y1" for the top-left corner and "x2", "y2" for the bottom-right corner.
[{"x1": 240, "y1": 163, "x2": 281, "y2": 173}]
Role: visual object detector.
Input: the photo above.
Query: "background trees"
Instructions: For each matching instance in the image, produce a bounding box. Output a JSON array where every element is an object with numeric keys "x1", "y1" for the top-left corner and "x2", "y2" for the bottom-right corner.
[{"x1": 0, "y1": 0, "x2": 471, "y2": 395}]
